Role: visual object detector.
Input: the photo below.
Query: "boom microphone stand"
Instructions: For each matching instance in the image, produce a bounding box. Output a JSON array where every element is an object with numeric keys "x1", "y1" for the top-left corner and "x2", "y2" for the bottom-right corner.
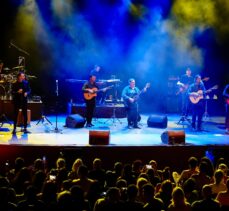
[{"x1": 51, "y1": 80, "x2": 62, "y2": 133}]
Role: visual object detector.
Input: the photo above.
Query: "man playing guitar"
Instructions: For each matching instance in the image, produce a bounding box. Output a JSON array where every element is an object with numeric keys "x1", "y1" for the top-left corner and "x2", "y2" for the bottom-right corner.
[
  {"x1": 188, "y1": 74, "x2": 206, "y2": 131},
  {"x1": 223, "y1": 84, "x2": 229, "y2": 134},
  {"x1": 82, "y1": 75, "x2": 111, "y2": 127},
  {"x1": 122, "y1": 78, "x2": 149, "y2": 129},
  {"x1": 82, "y1": 75, "x2": 99, "y2": 127}
]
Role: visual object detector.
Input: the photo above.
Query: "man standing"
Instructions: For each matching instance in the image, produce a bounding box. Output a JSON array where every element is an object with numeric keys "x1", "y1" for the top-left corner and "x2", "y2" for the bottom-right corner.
[
  {"x1": 177, "y1": 68, "x2": 193, "y2": 117},
  {"x1": 82, "y1": 75, "x2": 98, "y2": 127},
  {"x1": 12, "y1": 72, "x2": 31, "y2": 133},
  {"x1": 223, "y1": 84, "x2": 229, "y2": 134},
  {"x1": 90, "y1": 65, "x2": 101, "y2": 79},
  {"x1": 122, "y1": 78, "x2": 146, "y2": 129},
  {"x1": 188, "y1": 75, "x2": 206, "y2": 131}
]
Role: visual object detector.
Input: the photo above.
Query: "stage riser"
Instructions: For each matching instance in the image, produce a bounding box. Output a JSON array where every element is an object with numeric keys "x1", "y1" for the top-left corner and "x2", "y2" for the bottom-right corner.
[
  {"x1": 69, "y1": 103, "x2": 127, "y2": 118},
  {"x1": 0, "y1": 100, "x2": 42, "y2": 120}
]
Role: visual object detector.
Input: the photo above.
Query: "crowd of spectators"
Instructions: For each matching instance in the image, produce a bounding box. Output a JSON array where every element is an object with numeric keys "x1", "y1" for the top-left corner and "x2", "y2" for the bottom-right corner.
[{"x1": 0, "y1": 155, "x2": 229, "y2": 210}]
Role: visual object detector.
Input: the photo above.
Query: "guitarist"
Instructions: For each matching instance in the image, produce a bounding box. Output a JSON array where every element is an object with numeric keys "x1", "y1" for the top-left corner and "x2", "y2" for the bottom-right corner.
[
  {"x1": 223, "y1": 84, "x2": 229, "y2": 134},
  {"x1": 122, "y1": 78, "x2": 146, "y2": 129},
  {"x1": 188, "y1": 74, "x2": 206, "y2": 131},
  {"x1": 82, "y1": 75, "x2": 99, "y2": 127},
  {"x1": 178, "y1": 68, "x2": 193, "y2": 117}
]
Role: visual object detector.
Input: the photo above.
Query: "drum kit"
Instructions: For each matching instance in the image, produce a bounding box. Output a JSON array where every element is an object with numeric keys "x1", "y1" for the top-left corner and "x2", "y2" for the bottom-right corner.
[{"x1": 0, "y1": 66, "x2": 36, "y2": 100}]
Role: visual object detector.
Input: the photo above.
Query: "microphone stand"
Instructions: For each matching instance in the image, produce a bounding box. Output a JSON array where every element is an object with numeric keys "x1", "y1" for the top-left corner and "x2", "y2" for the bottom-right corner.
[{"x1": 51, "y1": 80, "x2": 62, "y2": 133}]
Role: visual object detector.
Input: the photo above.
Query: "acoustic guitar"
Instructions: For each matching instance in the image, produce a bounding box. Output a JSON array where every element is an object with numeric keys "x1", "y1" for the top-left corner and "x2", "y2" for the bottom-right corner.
[
  {"x1": 176, "y1": 77, "x2": 209, "y2": 95},
  {"x1": 189, "y1": 85, "x2": 218, "y2": 104},
  {"x1": 84, "y1": 86, "x2": 113, "y2": 100}
]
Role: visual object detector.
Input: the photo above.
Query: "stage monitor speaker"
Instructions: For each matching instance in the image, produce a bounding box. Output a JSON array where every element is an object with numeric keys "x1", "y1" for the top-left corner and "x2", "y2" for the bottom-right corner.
[
  {"x1": 65, "y1": 114, "x2": 86, "y2": 128},
  {"x1": 147, "y1": 115, "x2": 168, "y2": 128},
  {"x1": 89, "y1": 130, "x2": 110, "y2": 145},
  {"x1": 161, "y1": 130, "x2": 185, "y2": 145}
]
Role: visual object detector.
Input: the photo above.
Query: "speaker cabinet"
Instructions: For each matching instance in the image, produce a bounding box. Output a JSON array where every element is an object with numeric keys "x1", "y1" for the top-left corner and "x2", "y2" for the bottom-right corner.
[
  {"x1": 89, "y1": 130, "x2": 110, "y2": 145},
  {"x1": 147, "y1": 115, "x2": 168, "y2": 128},
  {"x1": 161, "y1": 130, "x2": 185, "y2": 145},
  {"x1": 65, "y1": 114, "x2": 86, "y2": 128}
]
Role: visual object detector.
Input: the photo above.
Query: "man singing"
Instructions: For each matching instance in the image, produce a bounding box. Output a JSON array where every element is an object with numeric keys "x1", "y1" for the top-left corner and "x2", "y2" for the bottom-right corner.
[
  {"x1": 188, "y1": 75, "x2": 206, "y2": 131},
  {"x1": 12, "y1": 72, "x2": 31, "y2": 134},
  {"x1": 82, "y1": 75, "x2": 98, "y2": 127},
  {"x1": 122, "y1": 78, "x2": 146, "y2": 129},
  {"x1": 223, "y1": 84, "x2": 229, "y2": 134}
]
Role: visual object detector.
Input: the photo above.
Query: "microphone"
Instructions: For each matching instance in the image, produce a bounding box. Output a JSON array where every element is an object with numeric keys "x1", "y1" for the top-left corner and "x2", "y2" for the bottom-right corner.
[{"x1": 56, "y1": 80, "x2": 59, "y2": 96}]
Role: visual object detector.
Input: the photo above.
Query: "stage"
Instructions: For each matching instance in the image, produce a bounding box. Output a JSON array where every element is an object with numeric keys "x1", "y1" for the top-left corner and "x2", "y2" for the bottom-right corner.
[
  {"x1": 0, "y1": 114, "x2": 228, "y2": 146},
  {"x1": 1, "y1": 113, "x2": 229, "y2": 171}
]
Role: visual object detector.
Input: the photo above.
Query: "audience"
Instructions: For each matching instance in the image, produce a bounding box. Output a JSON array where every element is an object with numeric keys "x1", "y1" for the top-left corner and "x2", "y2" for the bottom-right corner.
[{"x1": 1, "y1": 153, "x2": 229, "y2": 210}]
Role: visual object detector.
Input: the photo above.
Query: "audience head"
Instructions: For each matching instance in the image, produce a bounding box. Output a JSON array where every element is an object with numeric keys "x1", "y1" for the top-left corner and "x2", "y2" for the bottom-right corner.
[{"x1": 171, "y1": 186, "x2": 186, "y2": 206}]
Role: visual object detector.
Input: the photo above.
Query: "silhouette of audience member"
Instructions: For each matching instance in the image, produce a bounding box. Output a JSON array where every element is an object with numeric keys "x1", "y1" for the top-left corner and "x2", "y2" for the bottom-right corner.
[
  {"x1": 72, "y1": 165, "x2": 95, "y2": 197},
  {"x1": 155, "y1": 179, "x2": 173, "y2": 210},
  {"x1": 182, "y1": 177, "x2": 199, "y2": 204},
  {"x1": 177, "y1": 156, "x2": 199, "y2": 185},
  {"x1": 0, "y1": 187, "x2": 17, "y2": 210},
  {"x1": 38, "y1": 181, "x2": 58, "y2": 210},
  {"x1": 17, "y1": 185, "x2": 45, "y2": 211},
  {"x1": 93, "y1": 187, "x2": 125, "y2": 211},
  {"x1": 216, "y1": 179, "x2": 229, "y2": 210},
  {"x1": 89, "y1": 158, "x2": 106, "y2": 189},
  {"x1": 68, "y1": 158, "x2": 83, "y2": 180},
  {"x1": 167, "y1": 186, "x2": 191, "y2": 211},
  {"x1": 124, "y1": 184, "x2": 144, "y2": 211},
  {"x1": 142, "y1": 183, "x2": 164, "y2": 210},
  {"x1": 118, "y1": 164, "x2": 136, "y2": 185},
  {"x1": 209, "y1": 169, "x2": 227, "y2": 198},
  {"x1": 192, "y1": 184, "x2": 220, "y2": 211},
  {"x1": 191, "y1": 161, "x2": 211, "y2": 197},
  {"x1": 70, "y1": 185, "x2": 91, "y2": 211},
  {"x1": 132, "y1": 159, "x2": 143, "y2": 178},
  {"x1": 136, "y1": 177, "x2": 148, "y2": 203}
]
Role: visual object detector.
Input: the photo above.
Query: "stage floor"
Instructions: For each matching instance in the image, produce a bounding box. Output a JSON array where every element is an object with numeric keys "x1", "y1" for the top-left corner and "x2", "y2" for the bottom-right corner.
[{"x1": 0, "y1": 114, "x2": 228, "y2": 146}]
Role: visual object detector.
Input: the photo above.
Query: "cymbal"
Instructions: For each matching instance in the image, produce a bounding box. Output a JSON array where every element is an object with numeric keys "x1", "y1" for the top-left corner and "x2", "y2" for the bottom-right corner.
[
  {"x1": 12, "y1": 66, "x2": 24, "y2": 69},
  {"x1": 3, "y1": 67, "x2": 10, "y2": 71},
  {"x1": 26, "y1": 75, "x2": 37, "y2": 79},
  {"x1": 99, "y1": 79, "x2": 121, "y2": 83},
  {"x1": 65, "y1": 79, "x2": 87, "y2": 83}
]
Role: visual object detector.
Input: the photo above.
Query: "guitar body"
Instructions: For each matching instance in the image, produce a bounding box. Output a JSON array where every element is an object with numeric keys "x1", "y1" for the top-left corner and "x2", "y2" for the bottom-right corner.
[
  {"x1": 189, "y1": 90, "x2": 204, "y2": 104},
  {"x1": 189, "y1": 85, "x2": 218, "y2": 104},
  {"x1": 84, "y1": 88, "x2": 98, "y2": 100}
]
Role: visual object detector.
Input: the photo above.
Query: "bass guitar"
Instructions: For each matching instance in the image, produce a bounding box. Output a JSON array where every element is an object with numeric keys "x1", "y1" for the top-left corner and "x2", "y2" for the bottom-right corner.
[
  {"x1": 126, "y1": 83, "x2": 150, "y2": 105},
  {"x1": 189, "y1": 85, "x2": 218, "y2": 104},
  {"x1": 84, "y1": 86, "x2": 113, "y2": 100}
]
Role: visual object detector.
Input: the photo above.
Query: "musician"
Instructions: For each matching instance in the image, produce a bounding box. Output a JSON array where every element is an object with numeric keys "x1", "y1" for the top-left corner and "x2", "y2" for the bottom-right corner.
[
  {"x1": 188, "y1": 74, "x2": 206, "y2": 131},
  {"x1": 122, "y1": 78, "x2": 146, "y2": 129},
  {"x1": 223, "y1": 84, "x2": 229, "y2": 134},
  {"x1": 12, "y1": 72, "x2": 31, "y2": 134},
  {"x1": 90, "y1": 65, "x2": 101, "y2": 79},
  {"x1": 82, "y1": 75, "x2": 99, "y2": 127},
  {"x1": 178, "y1": 68, "x2": 193, "y2": 117}
]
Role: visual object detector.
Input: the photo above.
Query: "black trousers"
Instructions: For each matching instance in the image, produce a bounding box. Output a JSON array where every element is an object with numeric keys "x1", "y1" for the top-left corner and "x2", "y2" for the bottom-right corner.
[
  {"x1": 181, "y1": 92, "x2": 190, "y2": 116},
  {"x1": 13, "y1": 102, "x2": 28, "y2": 129},
  {"x1": 191, "y1": 102, "x2": 204, "y2": 129},
  {"x1": 226, "y1": 104, "x2": 229, "y2": 129},
  {"x1": 126, "y1": 104, "x2": 138, "y2": 126},
  {"x1": 85, "y1": 98, "x2": 96, "y2": 124}
]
